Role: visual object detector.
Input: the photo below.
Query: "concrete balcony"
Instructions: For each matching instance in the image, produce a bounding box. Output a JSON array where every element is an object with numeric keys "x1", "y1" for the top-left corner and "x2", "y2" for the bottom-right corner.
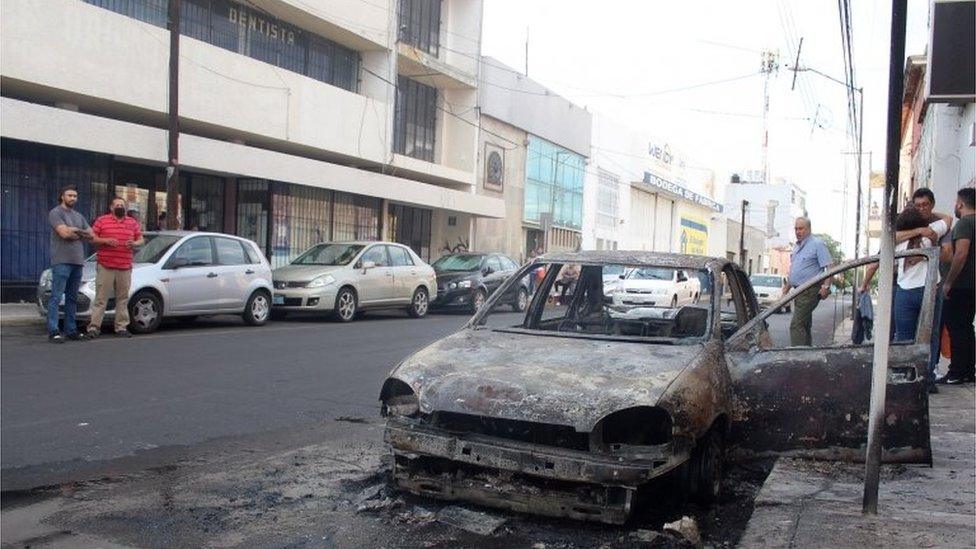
[{"x1": 1, "y1": 0, "x2": 392, "y2": 166}]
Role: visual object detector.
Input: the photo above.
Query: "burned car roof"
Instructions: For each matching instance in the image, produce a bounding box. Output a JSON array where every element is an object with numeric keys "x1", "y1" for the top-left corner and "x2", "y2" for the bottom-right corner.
[{"x1": 535, "y1": 250, "x2": 729, "y2": 271}]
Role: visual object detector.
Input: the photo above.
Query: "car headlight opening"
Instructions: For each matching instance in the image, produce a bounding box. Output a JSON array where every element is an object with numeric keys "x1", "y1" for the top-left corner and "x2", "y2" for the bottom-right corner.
[
  {"x1": 306, "y1": 274, "x2": 336, "y2": 288},
  {"x1": 595, "y1": 406, "x2": 673, "y2": 450},
  {"x1": 380, "y1": 378, "x2": 419, "y2": 417}
]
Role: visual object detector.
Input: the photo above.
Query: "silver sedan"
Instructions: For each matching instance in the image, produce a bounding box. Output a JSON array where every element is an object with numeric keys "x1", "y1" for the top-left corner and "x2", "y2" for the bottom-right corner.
[
  {"x1": 38, "y1": 231, "x2": 274, "y2": 333},
  {"x1": 271, "y1": 242, "x2": 437, "y2": 322}
]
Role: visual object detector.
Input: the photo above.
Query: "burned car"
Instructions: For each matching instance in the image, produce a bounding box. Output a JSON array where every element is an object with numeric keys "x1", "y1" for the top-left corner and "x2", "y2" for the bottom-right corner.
[{"x1": 380, "y1": 251, "x2": 934, "y2": 524}]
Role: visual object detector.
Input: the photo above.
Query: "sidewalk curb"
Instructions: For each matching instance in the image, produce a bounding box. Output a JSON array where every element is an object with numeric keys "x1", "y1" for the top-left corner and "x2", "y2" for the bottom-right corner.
[{"x1": 1, "y1": 316, "x2": 45, "y2": 328}]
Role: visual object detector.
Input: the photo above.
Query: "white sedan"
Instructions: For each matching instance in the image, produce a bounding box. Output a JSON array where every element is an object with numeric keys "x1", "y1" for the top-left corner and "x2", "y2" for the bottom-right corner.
[{"x1": 612, "y1": 267, "x2": 701, "y2": 309}]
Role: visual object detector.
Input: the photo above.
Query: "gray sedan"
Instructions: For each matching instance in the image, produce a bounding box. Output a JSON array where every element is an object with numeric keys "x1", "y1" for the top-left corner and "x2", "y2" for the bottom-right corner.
[{"x1": 271, "y1": 242, "x2": 437, "y2": 322}]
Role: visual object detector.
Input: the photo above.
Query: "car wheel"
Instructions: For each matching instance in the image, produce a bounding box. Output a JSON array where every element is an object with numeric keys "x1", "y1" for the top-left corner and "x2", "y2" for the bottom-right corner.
[
  {"x1": 243, "y1": 290, "x2": 271, "y2": 326},
  {"x1": 407, "y1": 287, "x2": 429, "y2": 318},
  {"x1": 128, "y1": 291, "x2": 163, "y2": 334},
  {"x1": 688, "y1": 428, "x2": 725, "y2": 504},
  {"x1": 470, "y1": 289, "x2": 487, "y2": 314},
  {"x1": 333, "y1": 287, "x2": 357, "y2": 322},
  {"x1": 670, "y1": 295, "x2": 678, "y2": 308},
  {"x1": 512, "y1": 287, "x2": 529, "y2": 312}
]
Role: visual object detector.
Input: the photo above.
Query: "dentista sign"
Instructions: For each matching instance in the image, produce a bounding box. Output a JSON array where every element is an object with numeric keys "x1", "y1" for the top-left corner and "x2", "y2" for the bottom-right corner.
[{"x1": 228, "y1": 5, "x2": 297, "y2": 45}]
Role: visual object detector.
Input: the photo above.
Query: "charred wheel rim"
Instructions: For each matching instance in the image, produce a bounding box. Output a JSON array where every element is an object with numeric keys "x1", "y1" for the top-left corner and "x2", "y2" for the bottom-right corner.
[
  {"x1": 132, "y1": 297, "x2": 159, "y2": 329},
  {"x1": 412, "y1": 289, "x2": 428, "y2": 317},
  {"x1": 337, "y1": 290, "x2": 356, "y2": 321},
  {"x1": 251, "y1": 293, "x2": 270, "y2": 322}
]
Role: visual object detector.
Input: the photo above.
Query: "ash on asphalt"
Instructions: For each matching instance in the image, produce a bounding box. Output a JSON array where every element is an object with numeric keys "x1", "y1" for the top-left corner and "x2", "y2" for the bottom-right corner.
[{"x1": 0, "y1": 416, "x2": 776, "y2": 548}]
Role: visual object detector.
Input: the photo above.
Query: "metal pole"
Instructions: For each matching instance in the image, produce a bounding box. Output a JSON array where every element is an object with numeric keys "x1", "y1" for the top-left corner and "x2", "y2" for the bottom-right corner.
[
  {"x1": 852, "y1": 88, "x2": 865, "y2": 317},
  {"x1": 863, "y1": 0, "x2": 907, "y2": 516},
  {"x1": 166, "y1": 0, "x2": 181, "y2": 230},
  {"x1": 739, "y1": 199, "x2": 749, "y2": 269}
]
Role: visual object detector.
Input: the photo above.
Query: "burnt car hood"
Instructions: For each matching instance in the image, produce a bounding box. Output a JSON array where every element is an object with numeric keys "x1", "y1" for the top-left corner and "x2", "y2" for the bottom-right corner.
[{"x1": 389, "y1": 328, "x2": 703, "y2": 432}]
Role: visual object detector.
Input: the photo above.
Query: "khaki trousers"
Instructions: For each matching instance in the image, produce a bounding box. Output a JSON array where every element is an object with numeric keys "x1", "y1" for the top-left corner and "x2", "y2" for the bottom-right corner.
[
  {"x1": 89, "y1": 264, "x2": 132, "y2": 331},
  {"x1": 789, "y1": 286, "x2": 821, "y2": 346}
]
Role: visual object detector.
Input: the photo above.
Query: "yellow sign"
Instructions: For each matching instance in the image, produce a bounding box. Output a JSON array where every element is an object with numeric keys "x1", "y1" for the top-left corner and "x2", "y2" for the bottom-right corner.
[{"x1": 679, "y1": 216, "x2": 708, "y2": 255}]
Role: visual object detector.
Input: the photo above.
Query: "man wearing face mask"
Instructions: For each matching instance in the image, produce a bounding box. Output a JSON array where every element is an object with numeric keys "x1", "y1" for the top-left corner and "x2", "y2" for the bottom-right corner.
[{"x1": 87, "y1": 197, "x2": 144, "y2": 338}]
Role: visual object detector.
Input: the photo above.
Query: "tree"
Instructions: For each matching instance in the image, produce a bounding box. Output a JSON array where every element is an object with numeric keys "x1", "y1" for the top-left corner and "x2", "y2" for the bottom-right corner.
[{"x1": 815, "y1": 233, "x2": 853, "y2": 289}]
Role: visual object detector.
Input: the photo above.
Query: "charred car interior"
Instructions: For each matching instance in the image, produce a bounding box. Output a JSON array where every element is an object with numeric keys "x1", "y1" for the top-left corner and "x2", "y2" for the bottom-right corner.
[{"x1": 380, "y1": 250, "x2": 936, "y2": 524}]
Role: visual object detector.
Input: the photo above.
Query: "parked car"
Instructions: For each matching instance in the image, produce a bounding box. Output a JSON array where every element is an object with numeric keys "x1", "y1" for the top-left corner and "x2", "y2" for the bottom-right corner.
[
  {"x1": 750, "y1": 273, "x2": 791, "y2": 312},
  {"x1": 611, "y1": 266, "x2": 701, "y2": 309},
  {"x1": 38, "y1": 231, "x2": 273, "y2": 334},
  {"x1": 380, "y1": 250, "x2": 934, "y2": 524},
  {"x1": 430, "y1": 253, "x2": 529, "y2": 313},
  {"x1": 271, "y1": 242, "x2": 436, "y2": 322}
]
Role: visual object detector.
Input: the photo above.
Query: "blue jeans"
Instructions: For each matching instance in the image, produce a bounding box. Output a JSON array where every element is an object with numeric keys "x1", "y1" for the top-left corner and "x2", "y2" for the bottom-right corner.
[
  {"x1": 47, "y1": 263, "x2": 83, "y2": 336},
  {"x1": 929, "y1": 283, "x2": 944, "y2": 381},
  {"x1": 893, "y1": 285, "x2": 924, "y2": 343}
]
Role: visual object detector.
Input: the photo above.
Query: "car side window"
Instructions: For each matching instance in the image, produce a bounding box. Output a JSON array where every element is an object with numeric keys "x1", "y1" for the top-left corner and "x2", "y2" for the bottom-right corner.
[
  {"x1": 215, "y1": 237, "x2": 247, "y2": 266},
  {"x1": 171, "y1": 237, "x2": 213, "y2": 266},
  {"x1": 242, "y1": 242, "x2": 263, "y2": 264},
  {"x1": 501, "y1": 256, "x2": 519, "y2": 270},
  {"x1": 488, "y1": 256, "x2": 505, "y2": 273},
  {"x1": 388, "y1": 246, "x2": 414, "y2": 267},
  {"x1": 361, "y1": 245, "x2": 390, "y2": 267}
]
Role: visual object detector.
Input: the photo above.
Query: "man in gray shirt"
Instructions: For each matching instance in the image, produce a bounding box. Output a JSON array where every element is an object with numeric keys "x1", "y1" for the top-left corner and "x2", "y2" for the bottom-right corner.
[{"x1": 47, "y1": 185, "x2": 92, "y2": 343}]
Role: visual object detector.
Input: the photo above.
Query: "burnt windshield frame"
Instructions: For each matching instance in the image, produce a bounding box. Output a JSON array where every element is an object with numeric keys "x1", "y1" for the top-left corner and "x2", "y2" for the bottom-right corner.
[{"x1": 469, "y1": 260, "x2": 714, "y2": 344}]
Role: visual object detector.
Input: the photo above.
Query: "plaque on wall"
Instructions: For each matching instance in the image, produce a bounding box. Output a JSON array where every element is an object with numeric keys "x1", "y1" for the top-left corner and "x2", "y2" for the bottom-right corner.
[{"x1": 484, "y1": 143, "x2": 505, "y2": 191}]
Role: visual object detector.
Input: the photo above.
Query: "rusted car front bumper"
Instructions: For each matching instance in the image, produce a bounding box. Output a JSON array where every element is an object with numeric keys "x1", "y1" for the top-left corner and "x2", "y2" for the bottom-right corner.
[{"x1": 385, "y1": 417, "x2": 686, "y2": 524}]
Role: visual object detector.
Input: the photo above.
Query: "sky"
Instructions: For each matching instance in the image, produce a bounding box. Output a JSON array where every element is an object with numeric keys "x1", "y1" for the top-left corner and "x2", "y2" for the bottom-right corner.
[{"x1": 480, "y1": 0, "x2": 931, "y2": 257}]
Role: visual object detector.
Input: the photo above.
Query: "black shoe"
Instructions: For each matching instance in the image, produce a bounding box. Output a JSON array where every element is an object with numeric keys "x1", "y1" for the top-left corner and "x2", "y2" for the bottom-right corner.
[
  {"x1": 49, "y1": 332, "x2": 64, "y2": 344},
  {"x1": 116, "y1": 329, "x2": 132, "y2": 338},
  {"x1": 65, "y1": 332, "x2": 88, "y2": 341},
  {"x1": 928, "y1": 383, "x2": 939, "y2": 394},
  {"x1": 944, "y1": 375, "x2": 968, "y2": 385}
]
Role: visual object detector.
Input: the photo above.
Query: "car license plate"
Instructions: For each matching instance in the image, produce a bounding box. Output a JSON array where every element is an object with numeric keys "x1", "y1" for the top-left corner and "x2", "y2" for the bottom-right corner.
[{"x1": 273, "y1": 294, "x2": 285, "y2": 305}]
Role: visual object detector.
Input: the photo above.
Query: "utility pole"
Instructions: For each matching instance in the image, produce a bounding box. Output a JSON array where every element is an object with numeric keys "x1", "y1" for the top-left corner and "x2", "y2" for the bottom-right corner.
[
  {"x1": 739, "y1": 199, "x2": 749, "y2": 269},
  {"x1": 760, "y1": 50, "x2": 779, "y2": 185},
  {"x1": 863, "y1": 0, "x2": 907, "y2": 516},
  {"x1": 166, "y1": 0, "x2": 181, "y2": 230},
  {"x1": 524, "y1": 26, "x2": 530, "y2": 77}
]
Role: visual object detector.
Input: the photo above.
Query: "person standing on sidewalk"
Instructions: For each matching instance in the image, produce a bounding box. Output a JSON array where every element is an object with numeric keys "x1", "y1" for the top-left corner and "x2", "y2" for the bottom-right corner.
[
  {"x1": 47, "y1": 185, "x2": 93, "y2": 343},
  {"x1": 86, "y1": 197, "x2": 144, "y2": 338},
  {"x1": 939, "y1": 188, "x2": 975, "y2": 384},
  {"x1": 783, "y1": 217, "x2": 834, "y2": 346}
]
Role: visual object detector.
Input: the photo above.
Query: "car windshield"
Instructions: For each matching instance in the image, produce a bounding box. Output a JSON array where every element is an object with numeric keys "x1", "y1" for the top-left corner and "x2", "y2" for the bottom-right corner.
[
  {"x1": 292, "y1": 243, "x2": 364, "y2": 266},
  {"x1": 627, "y1": 267, "x2": 674, "y2": 280},
  {"x1": 134, "y1": 234, "x2": 181, "y2": 264},
  {"x1": 481, "y1": 262, "x2": 712, "y2": 345},
  {"x1": 433, "y1": 254, "x2": 484, "y2": 273},
  {"x1": 750, "y1": 275, "x2": 782, "y2": 287}
]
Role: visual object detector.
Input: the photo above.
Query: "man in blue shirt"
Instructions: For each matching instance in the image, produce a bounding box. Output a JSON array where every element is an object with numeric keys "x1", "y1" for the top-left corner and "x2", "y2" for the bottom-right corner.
[{"x1": 784, "y1": 217, "x2": 834, "y2": 346}]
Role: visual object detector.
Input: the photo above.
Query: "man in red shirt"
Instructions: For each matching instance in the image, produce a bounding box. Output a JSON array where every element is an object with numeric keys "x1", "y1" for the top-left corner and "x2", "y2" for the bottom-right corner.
[{"x1": 87, "y1": 197, "x2": 144, "y2": 338}]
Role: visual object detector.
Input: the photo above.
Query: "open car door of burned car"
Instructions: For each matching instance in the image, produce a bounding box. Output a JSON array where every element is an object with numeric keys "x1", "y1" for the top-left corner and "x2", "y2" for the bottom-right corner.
[{"x1": 724, "y1": 249, "x2": 936, "y2": 464}]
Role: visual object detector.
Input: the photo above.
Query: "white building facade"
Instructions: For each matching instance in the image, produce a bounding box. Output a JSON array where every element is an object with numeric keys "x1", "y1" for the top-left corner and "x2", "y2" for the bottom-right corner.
[{"x1": 0, "y1": 0, "x2": 503, "y2": 298}]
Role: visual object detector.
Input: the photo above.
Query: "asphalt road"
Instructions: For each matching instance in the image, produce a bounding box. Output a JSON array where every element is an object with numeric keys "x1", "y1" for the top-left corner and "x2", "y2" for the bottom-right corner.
[{"x1": 0, "y1": 297, "x2": 848, "y2": 489}]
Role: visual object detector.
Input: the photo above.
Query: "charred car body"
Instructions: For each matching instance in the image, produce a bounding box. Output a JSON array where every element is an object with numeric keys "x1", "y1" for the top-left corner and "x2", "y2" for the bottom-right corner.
[{"x1": 380, "y1": 250, "x2": 935, "y2": 524}]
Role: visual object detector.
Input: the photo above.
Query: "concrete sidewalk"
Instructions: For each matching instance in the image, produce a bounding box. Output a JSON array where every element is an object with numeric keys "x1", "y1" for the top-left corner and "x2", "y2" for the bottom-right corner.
[
  {"x1": 0, "y1": 302, "x2": 43, "y2": 327},
  {"x1": 739, "y1": 383, "x2": 976, "y2": 548}
]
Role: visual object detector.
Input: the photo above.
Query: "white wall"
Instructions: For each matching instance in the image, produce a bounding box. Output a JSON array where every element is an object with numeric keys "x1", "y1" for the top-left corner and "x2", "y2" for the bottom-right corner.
[{"x1": 915, "y1": 103, "x2": 976, "y2": 209}]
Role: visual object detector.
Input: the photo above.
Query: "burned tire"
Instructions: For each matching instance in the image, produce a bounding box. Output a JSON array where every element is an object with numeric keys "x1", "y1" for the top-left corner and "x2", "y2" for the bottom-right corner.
[{"x1": 687, "y1": 428, "x2": 724, "y2": 504}]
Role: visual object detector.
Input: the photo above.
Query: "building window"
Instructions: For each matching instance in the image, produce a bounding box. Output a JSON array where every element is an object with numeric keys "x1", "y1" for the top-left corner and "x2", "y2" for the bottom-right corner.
[
  {"x1": 524, "y1": 136, "x2": 584, "y2": 230},
  {"x1": 236, "y1": 179, "x2": 270, "y2": 256},
  {"x1": 333, "y1": 193, "x2": 380, "y2": 241},
  {"x1": 269, "y1": 183, "x2": 332, "y2": 268},
  {"x1": 596, "y1": 169, "x2": 620, "y2": 229},
  {"x1": 394, "y1": 76, "x2": 437, "y2": 162},
  {"x1": 388, "y1": 204, "x2": 432, "y2": 261},
  {"x1": 188, "y1": 174, "x2": 223, "y2": 232},
  {"x1": 398, "y1": 0, "x2": 441, "y2": 55},
  {"x1": 84, "y1": 0, "x2": 359, "y2": 92}
]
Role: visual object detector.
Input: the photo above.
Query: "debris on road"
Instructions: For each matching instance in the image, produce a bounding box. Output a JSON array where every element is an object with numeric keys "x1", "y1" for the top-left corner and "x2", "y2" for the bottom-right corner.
[
  {"x1": 436, "y1": 505, "x2": 507, "y2": 536},
  {"x1": 663, "y1": 516, "x2": 702, "y2": 548}
]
